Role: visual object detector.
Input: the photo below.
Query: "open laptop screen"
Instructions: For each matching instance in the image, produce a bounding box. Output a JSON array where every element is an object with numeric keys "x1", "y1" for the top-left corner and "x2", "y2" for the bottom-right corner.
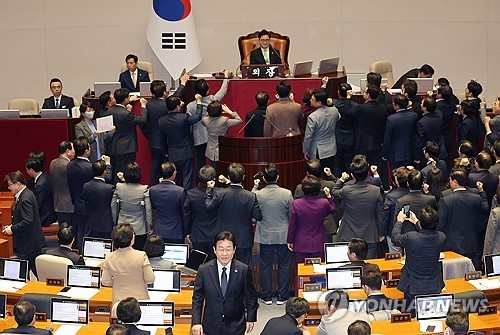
[
  {"x1": 184, "y1": 249, "x2": 208, "y2": 271},
  {"x1": 137, "y1": 302, "x2": 174, "y2": 327},
  {"x1": 83, "y1": 237, "x2": 113, "y2": 259},
  {"x1": 0, "y1": 258, "x2": 28, "y2": 282},
  {"x1": 51, "y1": 298, "x2": 89, "y2": 324},
  {"x1": 67, "y1": 265, "x2": 101, "y2": 289},
  {"x1": 484, "y1": 253, "x2": 500, "y2": 278},
  {"x1": 162, "y1": 244, "x2": 189, "y2": 265},
  {"x1": 148, "y1": 269, "x2": 181, "y2": 292},
  {"x1": 415, "y1": 294, "x2": 453, "y2": 321},
  {"x1": 324, "y1": 242, "x2": 350, "y2": 264},
  {"x1": 326, "y1": 266, "x2": 362, "y2": 290}
]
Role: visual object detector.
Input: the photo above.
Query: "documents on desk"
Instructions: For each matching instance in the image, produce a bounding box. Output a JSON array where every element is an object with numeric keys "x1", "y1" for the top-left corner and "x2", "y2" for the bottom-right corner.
[
  {"x1": 0, "y1": 279, "x2": 27, "y2": 292},
  {"x1": 57, "y1": 287, "x2": 99, "y2": 300},
  {"x1": 83, "y1": 258, "x2": 103, "y2": 267},
  {"x1": 53, "y1": 324, "x2": 82, "y2": 335},
  {"x1": 147, "y1": 290, "x2": 171, "y2": 302},
  {"x1": 469, "y1": 278, "x2": 500, "y2": 290},
  {"x1": 312, "y1": 262, "x2": 349, "y2": 274},
  {"x1": 302, "y1": 291, "x2": 325, "y2": 302}
]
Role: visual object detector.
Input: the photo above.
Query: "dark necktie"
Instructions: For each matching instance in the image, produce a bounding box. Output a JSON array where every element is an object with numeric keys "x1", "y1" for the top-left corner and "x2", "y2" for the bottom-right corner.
[
  {"x1": 55, "y1": 98, "x2": 60, "y2": 109},
  {"x1": 221, "y1": 267, "x2": 227, "y2": 297}
]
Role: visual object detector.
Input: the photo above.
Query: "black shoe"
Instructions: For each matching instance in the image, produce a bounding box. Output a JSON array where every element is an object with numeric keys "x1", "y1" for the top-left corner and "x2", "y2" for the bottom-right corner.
[
  {"x1": 276, "y1": 297, "x2": 287, "y2": 305},
  {"x1": 262, "y1": 297, "x2": 273, "y2": 305}
]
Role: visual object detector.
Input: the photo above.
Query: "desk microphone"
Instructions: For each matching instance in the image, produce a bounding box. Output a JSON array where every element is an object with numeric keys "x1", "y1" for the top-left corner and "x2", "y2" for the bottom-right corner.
[
  {"x1": 263, "y1": 115, "x2": 285, "y2": 136},
  {"x1": 269, "y1": 44, "x2": 288, "y2": 70},
  {"x1": 237, "y1": 114, "x2": 255, "y2": 137},
  {"x1": 236, "y1": 44, "x2": 257, "y2": 76}
]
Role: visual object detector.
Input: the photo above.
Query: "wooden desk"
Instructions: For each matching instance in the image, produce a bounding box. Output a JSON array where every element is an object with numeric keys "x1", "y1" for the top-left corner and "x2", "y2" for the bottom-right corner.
[
  {"x1": 296, "y1": 251, "x2": 467, "y2": 290},
  {"x1": 0, "y1": 317, "x2": 191, "y2": 334},
  {"x1": 0, "y1": 196, "x2": 14, "y2": 256}
]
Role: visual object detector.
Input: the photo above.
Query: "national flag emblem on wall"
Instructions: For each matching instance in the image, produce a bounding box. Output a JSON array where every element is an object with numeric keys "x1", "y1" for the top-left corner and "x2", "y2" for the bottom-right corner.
[{"x1": 147, "y1": 0, "x2": 202, "y2": 80}]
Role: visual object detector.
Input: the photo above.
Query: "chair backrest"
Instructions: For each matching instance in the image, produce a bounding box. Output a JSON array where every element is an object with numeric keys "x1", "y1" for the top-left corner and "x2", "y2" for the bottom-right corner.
[
  {"x1": 8, "y1": 98, "x2": 39, "y2": 116},
  {"x1": 35, "y1": 254, "x2": 73, "y2": 282},
  {"x1": 120, "y1": 61, "x2": 154, "y2": 80},
  {"x1": 369, "y1": 61, "x2": 395, "y2": 88},
  {"x1": 20, "y1": 293, "x2": 68, "y2": 319},
  {"x1": 238, "y1": 31, "x2": 290, "y2": 68},
  {"x1": 453, "y1": 290, "x2": 488, "y2": 313},
  {"x1": 368, "y1": 309, "x2": 401, "y2": 321}
]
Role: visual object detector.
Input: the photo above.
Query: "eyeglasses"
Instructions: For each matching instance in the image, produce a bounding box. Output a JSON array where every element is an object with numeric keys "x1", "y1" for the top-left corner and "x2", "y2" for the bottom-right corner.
[{"x1": 216, "y1": 247, "x2": 234, "y2": 254}]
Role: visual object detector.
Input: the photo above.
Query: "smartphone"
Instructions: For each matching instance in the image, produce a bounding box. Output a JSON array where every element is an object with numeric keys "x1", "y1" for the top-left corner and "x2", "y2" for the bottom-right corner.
[
  {"x1": 59, "y1": 286, "x2": 71, "y2": 292},
  {"x1": 402, "y1": 204, "x2": 410, "y2": 218}
]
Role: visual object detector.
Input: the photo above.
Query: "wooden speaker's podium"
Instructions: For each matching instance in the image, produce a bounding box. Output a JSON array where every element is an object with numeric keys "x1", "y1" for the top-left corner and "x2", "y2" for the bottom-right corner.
[{"x1": 218, "y1": 135, "x2": 305, "y2": 191}]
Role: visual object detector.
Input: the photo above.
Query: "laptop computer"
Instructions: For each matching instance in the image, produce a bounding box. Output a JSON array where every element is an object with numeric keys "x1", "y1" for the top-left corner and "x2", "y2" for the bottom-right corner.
[
  {"x1": 140, "y1": 82, "x2": 152, "y2": 96},
  {"x1": 50, "y1": 298, "x2": 89, "y2": 325},
  {"x1": 0, "y1": 258, "x2": 28, "y2": 282},
  {"x1": 0, "y1": 110, "x2": 20, "y2": 119},
  {"x1": 318, "y1": 57, "x2": 340, "y2": 76},
  {"x1": 178, "y1": 249, "x2": 208, "y2": 275},
  {"x1": 148, "y1": 269, "x2": 181, "y2": 292},
  {"x1": 484, "y1": 253, "x2": 500, "y2": 278},
  {"x1": 408, "y1": 78, "x2": 434, "y2": 95},
  {"x1": 40, "y1": 109, "x2": 69, "y2": 119},
  {"x1": 162, "y1": 243, "x2": 189, "y2": 265},
  {"x1": 66, "y1": 265, "x2": 101, "y2": 289},
  {"x1": 324, "y1": 242, "x2": 350, "y2": 264},
  {"x1": 83, "y1": 237, "x2": 113, "y2": 266},
  {"x1": 293, "y1": 60, "x2": 314, "y2": 77},
  {"x1": 415, "y1": 293, "x2": 453, "y2": 333},
  {"x1": 94, "y1": 82, "x2": 121, "y2": 97},
  {"x1": 137, "y1": 301, "x2": 174, "y2": 327},
  {"x1": 326, "y1": 266, "x2": 363, "y2": 290}
]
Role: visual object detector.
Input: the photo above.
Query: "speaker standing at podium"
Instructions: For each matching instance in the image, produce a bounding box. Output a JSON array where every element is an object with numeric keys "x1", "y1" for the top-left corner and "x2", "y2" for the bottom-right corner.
[{"x1": 250, "y1": 29, "x2": 282, "y2": 65}]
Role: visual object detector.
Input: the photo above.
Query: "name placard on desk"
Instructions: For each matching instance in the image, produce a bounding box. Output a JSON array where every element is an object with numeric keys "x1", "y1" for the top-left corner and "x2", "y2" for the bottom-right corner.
[
  {"x1": 304, "y1": 258, "x2": 322, "y2": 265},
  {"x1": 46, "y1": 278, "x2": 64, "y2": 286},
  {"x1": 465, "y1": 271, "x2": 482, "y2": 281},
  {"x1": 385, "y1": 252, "x2": 402, "y2": 260},
  {"x1": 391, "y1": 313, "x2": 411, "y2": 323}
]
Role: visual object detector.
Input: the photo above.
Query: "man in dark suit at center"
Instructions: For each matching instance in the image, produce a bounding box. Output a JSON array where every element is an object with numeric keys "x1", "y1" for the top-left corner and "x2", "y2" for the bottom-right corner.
[
  {"x1": 118, "y1": 54, "x2": 150, "y2": 92},
  {"x1": 205, "y1": 163, "x2": 263, "y2": 265},
  {"x1": 46, "y1": 223, "x2": 85, "y2": 265},
  {"x1": 25, "y1": 157, "x2": 56, "y2": 227},
  {"x1": 191, "y1": 231, "x2": 258, "y2": 335},
  {"x1": 1, "y1": 301, "x2": 53, "y2": 335},
  {"x1": 244, "y1": 90, "x2": 269, "y2": 137},
  {"x1": 41, "y1": 77, "x2": 75, "y2": 110},
  {"x1": 249, "y1": 29, "x2": 282, "y2": 65}
]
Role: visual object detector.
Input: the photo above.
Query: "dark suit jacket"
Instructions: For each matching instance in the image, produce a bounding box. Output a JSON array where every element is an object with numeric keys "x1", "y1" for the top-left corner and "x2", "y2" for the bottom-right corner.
[
  {"x1": 205, "y1": 185, "x2": 262, "y2": 249},
  {"x1": 158, "y1": 105, "x2": 203, "y2": 162},
  {"x1": 149, "y1": 181, "x2": 186, "y2": 240},
  {"x1": 45, "y1": 246, "x2": 85, "y2": 265},
  {"x1": 457, "y1": 115, "x2": 478, "y2": 145},
  {"x1": 468, "y1": 170, "x2": 499, "y2": 208},
  {"x1": 382, "y1": 109, "x2": 418, "y2": 164},
  {"x1": 2, "y1": 325, "x2": 52, "y2": 334},
  {"x1": 334, "y1": 97, "x2": 358, "y2": 146},
  {"x1": 184, "y1": 186, "x2": 218, "y2": 243},
  {"x1": 260, "y1": 314, "x2": 302, "y2": 335},
  {"x1": 67, "y1": 158, "x2": 93, "y2": 215},
  {"x1": 108, "y1": 104, "x2": 146, "y2": 156},
  {"x1": 438, "y1": 189, "x2": 489, "y2": 254},
  {"x1": 11, "y1": 188, "x2": 46, "y2": 255},
  {"x1": 123, "y1": 324, "x2": 150, "y2": 335},
  {"x1": 436, "y1": 99, "x2": 457, "y2": 151},
  {"x1": 142, "y1": 84, "x2": 185, "y2": 150},
  {"x1": 119, "y1": 68, "x2": 150, "y2": 92},
  {"x1": 244, "y1": 106, "x2": 266, "y2": 137},
  {"x1": 340, "y1": 260, "x2": 380, "y2": 274},
  {"x1": 414, "y1": 111, "x2": 446, "y2": 161},
  {"x1": 192, "y1": 259, "x2": 258, "y2": 335},
  {"x1": 392, "y1": 68, "x2": 419, "y2": 89},
  {"x1": 82, "y1": 179, "x2": 115, "y2": 233},
  {"x1": 249, "y1": 47, "x2": 281, "y2": 65},
  {"x1": 354, "y1": 100, "x2": 387, "y2": 153},
  {"x1": 41, "y1": 94, "x2": 75, "y2": 110},
  {"x1": 366, "y1": 293, "x2": 394, "y2": 313},
  {"x1": 392, "y1": 221, "x2": 446, "y2": 295},
  {"x1": 394, "y1": 190, "x2": 437, "y2": 236},
  {"x1": 383, "y1": 187, "x2": 410, "y2": 236},
  {"x1": 28, "y1": 172, "x2": 56, "y2": 227}
]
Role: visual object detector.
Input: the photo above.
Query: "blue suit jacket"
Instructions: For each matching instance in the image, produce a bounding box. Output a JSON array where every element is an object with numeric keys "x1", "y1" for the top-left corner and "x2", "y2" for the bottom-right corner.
[
  {"x1": 382, "y1": 108, "x2": 418, "y2": 164},
  {"x1": 149, "y1": 181, "x2": 186, "y2": 239},
  {"x1": 83, "y1": 179, "x2": 115, "y2": 233},
  {"x1": 67, "y1": 158, "x2": 93, "y2": 215}
]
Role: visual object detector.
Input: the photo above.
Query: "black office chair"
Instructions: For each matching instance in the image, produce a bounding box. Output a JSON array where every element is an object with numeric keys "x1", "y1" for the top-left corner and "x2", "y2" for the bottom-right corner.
[{"x1": 19, "y1": 293, "x2": 69, "y2": 319}]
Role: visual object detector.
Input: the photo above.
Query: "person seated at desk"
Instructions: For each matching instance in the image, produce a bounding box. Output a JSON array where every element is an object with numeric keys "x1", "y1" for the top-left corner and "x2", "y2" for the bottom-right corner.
[
  {"x1": 119, "y1": 54, "x2": 150, "y2": 92},
  {"x1": 361, "y1": 272, "x2": 393, "y2": 313},
  {"x1": 445, "y1": 308, "x2": 485, "y2": 335},
  {"x1": 340, "y1": 238, "x2": 380, "y2": 274},
  {"x1": 117, "y1": 297, "x2": 150, "y2": 335},
  {"x1": 392, "y1": 64, "x2": 434, "y2": 89},
  {"x1": 143, "y1": 234, "x2": 177, "y2": 269},
  {"x1": 102, "y1": 223, "x2": 155, "y2": 307},
  {"x1": 41, "y1": 77, "x2": 75, "y2": 110},
  {"x1": 106, "y1": 324, "x2": 131, "y2": 335},
  {"x1": 1, "y1": 301, "x2": 53, "y2": 335},
  {"x1": 249, "y1": 29, "x2": 282, "y2": 65},
  {"x1": 45, "y1": 223, "x2": 85, "y2": 265},
  {"x1": 316, "y1": 290, "x2": 370, "y2": 335},
  {"x1": 260, "y1": 297, "x2": 311, "y2": 335},
  {"x1": 347, "y1": 320, "x2": 371, "y2": 335}
]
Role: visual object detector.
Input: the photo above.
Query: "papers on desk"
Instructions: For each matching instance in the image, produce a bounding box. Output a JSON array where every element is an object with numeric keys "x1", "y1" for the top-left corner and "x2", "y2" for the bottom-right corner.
[
  {"x1": 469, "y1": 278, "x2": 500, "y2": 290},
  {"x1": 302, "y1": 291, "x2": 325, "y2": 302},
  {"x1": 312, "y1": 262, "x2": 349, "y2": 274},
  {"x1": 147, "y1": 290, "x2": 171, "y2": 302},
  {"x1": 0, "y1": 279, "x2": 27, "y2": 292},
  {"x1": 419, "y1": 320, "x2": 444, "y2": 333},
  {"x1": 84, "y1": 258, "x2": 103, "y2": 267},
  {"x1": 58, "y1": 287, "x2": 99, "y2": 300},
  {"x1": 53, "y1": 324, "x2": 82, "y2": 335}
]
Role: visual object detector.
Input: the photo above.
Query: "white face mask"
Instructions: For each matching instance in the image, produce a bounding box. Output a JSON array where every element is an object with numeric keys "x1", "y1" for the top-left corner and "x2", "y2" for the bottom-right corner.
[{"x1": 84, "y1": 111, "x2": 94, "y2": 119}]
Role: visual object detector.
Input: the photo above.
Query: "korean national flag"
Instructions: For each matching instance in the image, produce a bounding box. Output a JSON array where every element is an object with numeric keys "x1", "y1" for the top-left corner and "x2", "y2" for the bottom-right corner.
[{"x1": 147, "y1": 0, "x2": 202, "y2": 80}]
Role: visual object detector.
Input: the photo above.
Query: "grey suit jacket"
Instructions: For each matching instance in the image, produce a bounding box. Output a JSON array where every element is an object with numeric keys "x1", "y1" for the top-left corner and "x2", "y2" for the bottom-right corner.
[
  {"x1": 333, "y1": 180, "x2": 384, "y2": 243},
  {"x1": 252, "y1": 183, "x2": 293, "y2": 245},
  {"x1": 74, "y1": 120, "x2": 107, "y2": 162},
  {"x1": 489, "y1": 161, "x2": 500, "y2": 177},
  {"x1": 49, "y1": 156, "x2": 74, "y2": 213},
  {"x1": 394, "y1": 190, "x2": 437, "y2": 236},
  {"x1": 484, "y1": 206, "x2": 500, "y2": 256},
  {"x1": 111, "y1": 183, "x2": 152, "y2": 236},
  {"x1": 303, "y1": 105, "x2": 341, "y2": 159},
  {"x1": 202, "y1": 112, "x2": 242, "y2": 161}
]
